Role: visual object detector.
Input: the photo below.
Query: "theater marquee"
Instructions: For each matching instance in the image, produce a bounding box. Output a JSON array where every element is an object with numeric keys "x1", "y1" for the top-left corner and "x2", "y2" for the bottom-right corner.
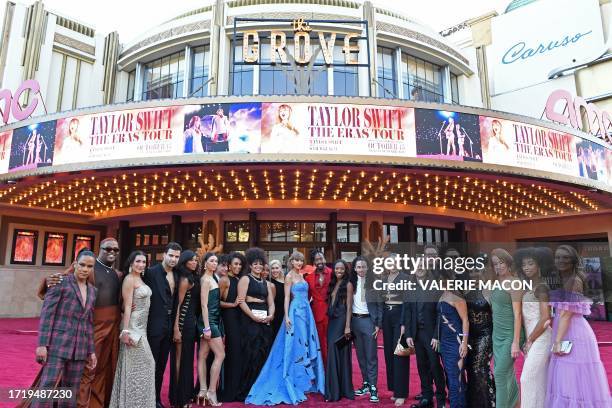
[{"x1": 0, "y1": 98, "x2": 610, "y2": 190}]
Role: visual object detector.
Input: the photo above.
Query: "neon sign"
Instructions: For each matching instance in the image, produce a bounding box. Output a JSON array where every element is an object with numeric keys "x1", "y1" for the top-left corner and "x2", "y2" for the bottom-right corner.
[
  {"x1": 544, "y1": 89, "x2": 612, "y2": 144},
  {"x1": 0, "y1": 79, "x2": 40, "y2": 125}
]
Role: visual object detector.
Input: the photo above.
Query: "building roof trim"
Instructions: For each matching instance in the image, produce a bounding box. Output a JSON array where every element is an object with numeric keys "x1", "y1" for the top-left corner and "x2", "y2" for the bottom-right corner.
[
  {"x1": 164, "y1": 5, "x2": 214, "y2": 24},
  {"x1": 227, "y1": 0, "x2": 361, "y2": 9},
  {"x1": 375, "y1": 21, "x2": 471, "y2": 72},
  {"x1": 119, "y1": 19, "x2": 212, "y2": 63}
]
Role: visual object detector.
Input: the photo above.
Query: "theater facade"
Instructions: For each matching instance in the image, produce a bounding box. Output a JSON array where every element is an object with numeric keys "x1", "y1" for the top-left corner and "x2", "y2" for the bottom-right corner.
[{"x1": 0, "y1": 0, "x2": 610, "y2": 318}]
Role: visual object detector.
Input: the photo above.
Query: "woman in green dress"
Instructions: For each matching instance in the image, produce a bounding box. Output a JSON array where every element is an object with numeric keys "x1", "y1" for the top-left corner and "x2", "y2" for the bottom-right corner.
[
  {"x1": 490, "y1": 248, "x2": 523, "y2": 408},
  {"x1": 197, "y1": 252, "x2": 225, "y2": 406}
]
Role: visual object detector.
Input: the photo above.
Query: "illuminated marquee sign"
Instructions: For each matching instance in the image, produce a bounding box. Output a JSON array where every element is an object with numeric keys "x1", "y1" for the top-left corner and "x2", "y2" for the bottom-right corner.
[
  {"x1": 0, "y1": 100, "x2": 610, "y2": 186},
  {"x1": 233, "y1": 17, "x2": 369, "y2": 67}
]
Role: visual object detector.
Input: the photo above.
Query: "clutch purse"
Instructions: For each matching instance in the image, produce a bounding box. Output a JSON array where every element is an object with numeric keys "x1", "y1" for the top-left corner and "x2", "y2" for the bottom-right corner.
[
  {"x1": 335, "y1": 333, "x2": 355, "y2": 348},
  {"x1": 394, "y1": 338, "x2": 415, "y2": 357},
  {"x1": 251, "y1": 309, "x2": 268, "y2": 319},
  {"x1": 553, "y1": 340, "x2": 573, "y2": 354}
]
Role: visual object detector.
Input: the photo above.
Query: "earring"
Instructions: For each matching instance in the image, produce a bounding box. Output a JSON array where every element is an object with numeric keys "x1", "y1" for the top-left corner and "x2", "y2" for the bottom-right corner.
[{"x1": 129, "y1": 266, "x2": 132, "y2": 274}]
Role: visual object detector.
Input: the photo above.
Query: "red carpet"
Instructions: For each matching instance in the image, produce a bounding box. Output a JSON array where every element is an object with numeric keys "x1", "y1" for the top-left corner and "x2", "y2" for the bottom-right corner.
[{"x1": 1, "y1": 318, "x2": 610, "y2": 407}]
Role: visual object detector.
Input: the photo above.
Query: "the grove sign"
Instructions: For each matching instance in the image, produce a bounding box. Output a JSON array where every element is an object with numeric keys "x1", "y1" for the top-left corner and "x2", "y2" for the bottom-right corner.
[
  {"x1": 545, "y1": 89, "x2": 612, "y2": 144},
  {"x1": 237, "y1": 18, "x2": 365, "y2": 66}
]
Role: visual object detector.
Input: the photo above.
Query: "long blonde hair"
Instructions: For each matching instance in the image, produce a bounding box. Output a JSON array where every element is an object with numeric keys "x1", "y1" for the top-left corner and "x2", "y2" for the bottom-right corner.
[
  {"x1": 287, "y1": 250, "x2": 305, "y2": 272},
  {"x1": 276, "y1": 104, "x2": 299, "y2": 135}
]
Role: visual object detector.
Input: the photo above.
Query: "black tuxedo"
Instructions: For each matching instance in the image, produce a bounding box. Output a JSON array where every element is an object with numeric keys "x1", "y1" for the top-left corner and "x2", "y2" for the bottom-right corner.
[
  {"x1": 403, "y1": 276, "x2": 446, "y2": 404},
  {"x1": 143, "y1": 263, "x2": 179, "y2": 404},
  {"x1": 403, "y1": 281, "x2": 440, "y2": 340}
]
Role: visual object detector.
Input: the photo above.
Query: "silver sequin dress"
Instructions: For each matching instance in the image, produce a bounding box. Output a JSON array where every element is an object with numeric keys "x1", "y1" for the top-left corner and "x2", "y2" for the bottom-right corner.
[{"x1": 109, "y1": 284, "x2": 156, "y2": 408}]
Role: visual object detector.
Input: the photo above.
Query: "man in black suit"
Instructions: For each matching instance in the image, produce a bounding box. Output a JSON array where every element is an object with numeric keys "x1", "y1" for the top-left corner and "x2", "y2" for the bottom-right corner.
[
  {"x1": 143, "y1": 242, "x2": 182, "y2": 408},
  {"x1": 402, "y1": 245, "x2": 446, "y2": 408},
  {"x1": 350, "y1": 256, "x2": 383, "y2": 403}
]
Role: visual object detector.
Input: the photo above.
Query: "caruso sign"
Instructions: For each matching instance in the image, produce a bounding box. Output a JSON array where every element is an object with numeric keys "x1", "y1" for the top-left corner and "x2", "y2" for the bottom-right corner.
[
  {"x1": 233, "y1": 18, "x2": 368, "y2": 66},
  {"x1": 501, "y1": 30, "x2": 592, "y2": 65},
  {"x1": 490, "y1": 0, "x2": 604, "y2": 95}
]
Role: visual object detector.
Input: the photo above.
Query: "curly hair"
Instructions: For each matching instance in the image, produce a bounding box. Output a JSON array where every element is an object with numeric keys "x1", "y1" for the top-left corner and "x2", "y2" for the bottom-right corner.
[{"x1": 245, "y1": 247, "x2": 267, "y2": 267}]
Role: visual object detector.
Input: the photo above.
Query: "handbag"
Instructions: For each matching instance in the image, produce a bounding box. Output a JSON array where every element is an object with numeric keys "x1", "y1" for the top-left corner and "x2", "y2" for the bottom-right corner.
[
  {"x1": 251, "y1": 309, "x2": 268, "y2": 319},
  {"x1": 394, "y1": 337, "x2": 415, "y2": 357},
  {"x1": 552, "y1": 340, "x2": 573, "y2": 354},
  {"x1": 335, "y1": 333, "x2": 355, "y2": 348}
]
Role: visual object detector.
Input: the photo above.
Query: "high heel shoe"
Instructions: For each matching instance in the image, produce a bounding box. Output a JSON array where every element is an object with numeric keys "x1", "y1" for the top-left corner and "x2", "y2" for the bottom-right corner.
[
  {"x1": 196, "y1": 389, "x2": 207, "y2": 406},
  {"x1": 205, "y1": 391, "x2": 221, "y2": 407}
]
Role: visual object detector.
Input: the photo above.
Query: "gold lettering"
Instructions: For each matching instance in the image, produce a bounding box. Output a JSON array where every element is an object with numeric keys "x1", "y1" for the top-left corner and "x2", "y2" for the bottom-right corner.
[
  {"x1": 318, "y1": 32, "x2": 335, "y2": 65},
  {"x1": 343, "y1": 33, "x2": 360, "y2": 64},
  {"x1": 294, "y1": 31, "x2": 312, "y2": 64},
  {"x1": 270, "y1": 31, "x2": 288, "y2": 64},
  {"x1": 292, "y1": 18, "x2": 312, "y2": 32},
  {"x1": 242, "y1": 31, "x2": 260, "y2": 63}
]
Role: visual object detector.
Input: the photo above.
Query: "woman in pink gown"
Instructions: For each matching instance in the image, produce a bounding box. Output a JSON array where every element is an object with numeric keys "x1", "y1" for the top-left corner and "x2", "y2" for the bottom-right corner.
[{"x1": 546, "y1": 245, "x2": 611, "y2": 407}]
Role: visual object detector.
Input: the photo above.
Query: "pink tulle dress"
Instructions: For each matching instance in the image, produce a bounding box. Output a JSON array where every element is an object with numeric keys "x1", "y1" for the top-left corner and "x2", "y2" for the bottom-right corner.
[{"x1": 546, "y1": 290, "x2": 611, "y2": 407}]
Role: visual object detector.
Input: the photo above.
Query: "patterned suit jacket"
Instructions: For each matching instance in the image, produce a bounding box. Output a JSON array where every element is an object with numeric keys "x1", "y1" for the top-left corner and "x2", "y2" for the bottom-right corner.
[{"x1": 38, "y1": 273, "x2": 97, "y2": 361}]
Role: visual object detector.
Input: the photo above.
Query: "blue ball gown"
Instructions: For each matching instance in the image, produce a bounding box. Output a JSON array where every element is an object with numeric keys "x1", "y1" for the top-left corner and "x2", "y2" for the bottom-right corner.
[{"x1": 246, "y1": 281, "x2": 325, "y2": 405}]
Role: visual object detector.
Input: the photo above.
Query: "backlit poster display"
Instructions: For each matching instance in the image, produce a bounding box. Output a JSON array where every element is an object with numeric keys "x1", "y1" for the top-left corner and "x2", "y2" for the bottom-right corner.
[
  {"x1": 480, "y1": 116, "x2": 579, "y2": 177},
  {"x1": 414, "y1": 109, "x2": 482, "y2": 162},
  {"x1": 178, "y1": 102, "x2": 262, "y2": 153},
  {"x1": 53, "y1": 107, "x2": 184, "y2": 165},
  {"x1": 260, "y1": 102, "x2": 415, "y2": 156},
  {"x1": 8, "y1": 121, "x2": 56, "y2": 172}
]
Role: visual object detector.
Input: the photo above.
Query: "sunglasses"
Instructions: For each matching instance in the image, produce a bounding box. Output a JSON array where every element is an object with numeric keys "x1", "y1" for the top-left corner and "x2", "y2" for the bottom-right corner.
[{"x1": 102, "y1": 247, "x2": 120, "y2": 253}]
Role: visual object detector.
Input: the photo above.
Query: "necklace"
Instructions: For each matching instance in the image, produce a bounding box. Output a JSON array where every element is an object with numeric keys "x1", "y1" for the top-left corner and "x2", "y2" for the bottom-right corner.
[
  {"x1": 250, "y1": 273, "x2": 264, "y2": 283},
  {"x1": 96, "y1": 259, "x2": 113, "y2": 274}
]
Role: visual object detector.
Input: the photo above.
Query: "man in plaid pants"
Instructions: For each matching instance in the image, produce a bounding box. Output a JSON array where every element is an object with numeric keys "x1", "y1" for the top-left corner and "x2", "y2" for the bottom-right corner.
[{"x1": 33, "y1": 251, "x2": 98, "y2": 407}]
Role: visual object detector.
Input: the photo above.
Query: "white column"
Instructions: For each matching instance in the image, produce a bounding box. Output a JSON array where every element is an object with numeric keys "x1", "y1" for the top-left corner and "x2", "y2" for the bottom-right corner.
[
  {"x1": 253, "y1": 65, "x2": 260, "y2": 95},
  {"x1": 442, "y1": 65, "x2": 452, "y2": 104},
  {"x1": 395, "y1": 47, "x2": 403, "y2": 99},
  {"x1": 218, "y1": 30, "x2": 229, "y2": 95},
  {"x1": 327, "y1": 66, "x2": 334, "y2": 95},
  {"x1": 134, "y1": 62, "x2": 143, "y2": 101},
  {"x1": 183, "y1": 45, "x2": 191, "y2": 97},
  {"x1": 358, "y1": 28, "x2": 370, "y2": 97}
]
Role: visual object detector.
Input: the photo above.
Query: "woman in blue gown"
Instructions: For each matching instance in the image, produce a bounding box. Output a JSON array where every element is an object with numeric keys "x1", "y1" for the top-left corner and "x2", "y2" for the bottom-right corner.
[
  {"x1": 246, "y1": 251, "x2": 325, "y2": 405},
  {"x1": 436, "y1": 270, "x2": 469, "y2": 408}
]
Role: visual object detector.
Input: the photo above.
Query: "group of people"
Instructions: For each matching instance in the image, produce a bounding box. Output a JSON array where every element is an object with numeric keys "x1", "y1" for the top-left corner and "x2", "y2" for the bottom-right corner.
[
  {"x1": 183, "y1": 107, "x2": 230, "y2": 153},
  {"x1": 438, "y1": 117, "x2": 474, "y2": 158},
  {"x1": 26, "y1": 239, "x2": 611, "y2": 408},
  {"x1": 22, "y1": 128, "x2": 49, "y2": 167},
  {"x1": 396, "y1": 244, "x2": 611, "y2": 408}
]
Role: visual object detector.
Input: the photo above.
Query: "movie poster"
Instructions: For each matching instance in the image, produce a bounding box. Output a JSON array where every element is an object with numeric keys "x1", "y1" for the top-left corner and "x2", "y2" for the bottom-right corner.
[
  {"x1": 583, "y1": 257, "x2": 606, "y2": 320},
  {"x1": 260, "y1": 103, "x2": 415, "y2": 156},
  {"x1": 480, "y1": 116, "x2": 578, "y2": 176},
  {"x1": 0, "y1": 130, "x2": 12, "y2": 174},
  {"x1": 43, "y1": 232, "x2": 67, "y2": 265},
  {"x1": 11, "y1": 229, "x2": 38, "y2": 264},
  {"x1": 73, "y1": 235, "x2": 94, "y2": 261},
  {"x1": 576, "y1": 139, "x2": 610, "y2": 184},
  {"x1": 8, "y1": 121, "x2": 56, "y2": 172},
  {"x1": 53, "y1": 116, "x2": 89, "y2": 165},
  {"x1": 414, "y1": 109, "x2": 482, "y2": 162},
  {"x1": 53, "y1": 107, "x2": 184, "y2": 165},
  {"x1": 178, "y1": 103, "x2": 262, "y2": 153}
]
